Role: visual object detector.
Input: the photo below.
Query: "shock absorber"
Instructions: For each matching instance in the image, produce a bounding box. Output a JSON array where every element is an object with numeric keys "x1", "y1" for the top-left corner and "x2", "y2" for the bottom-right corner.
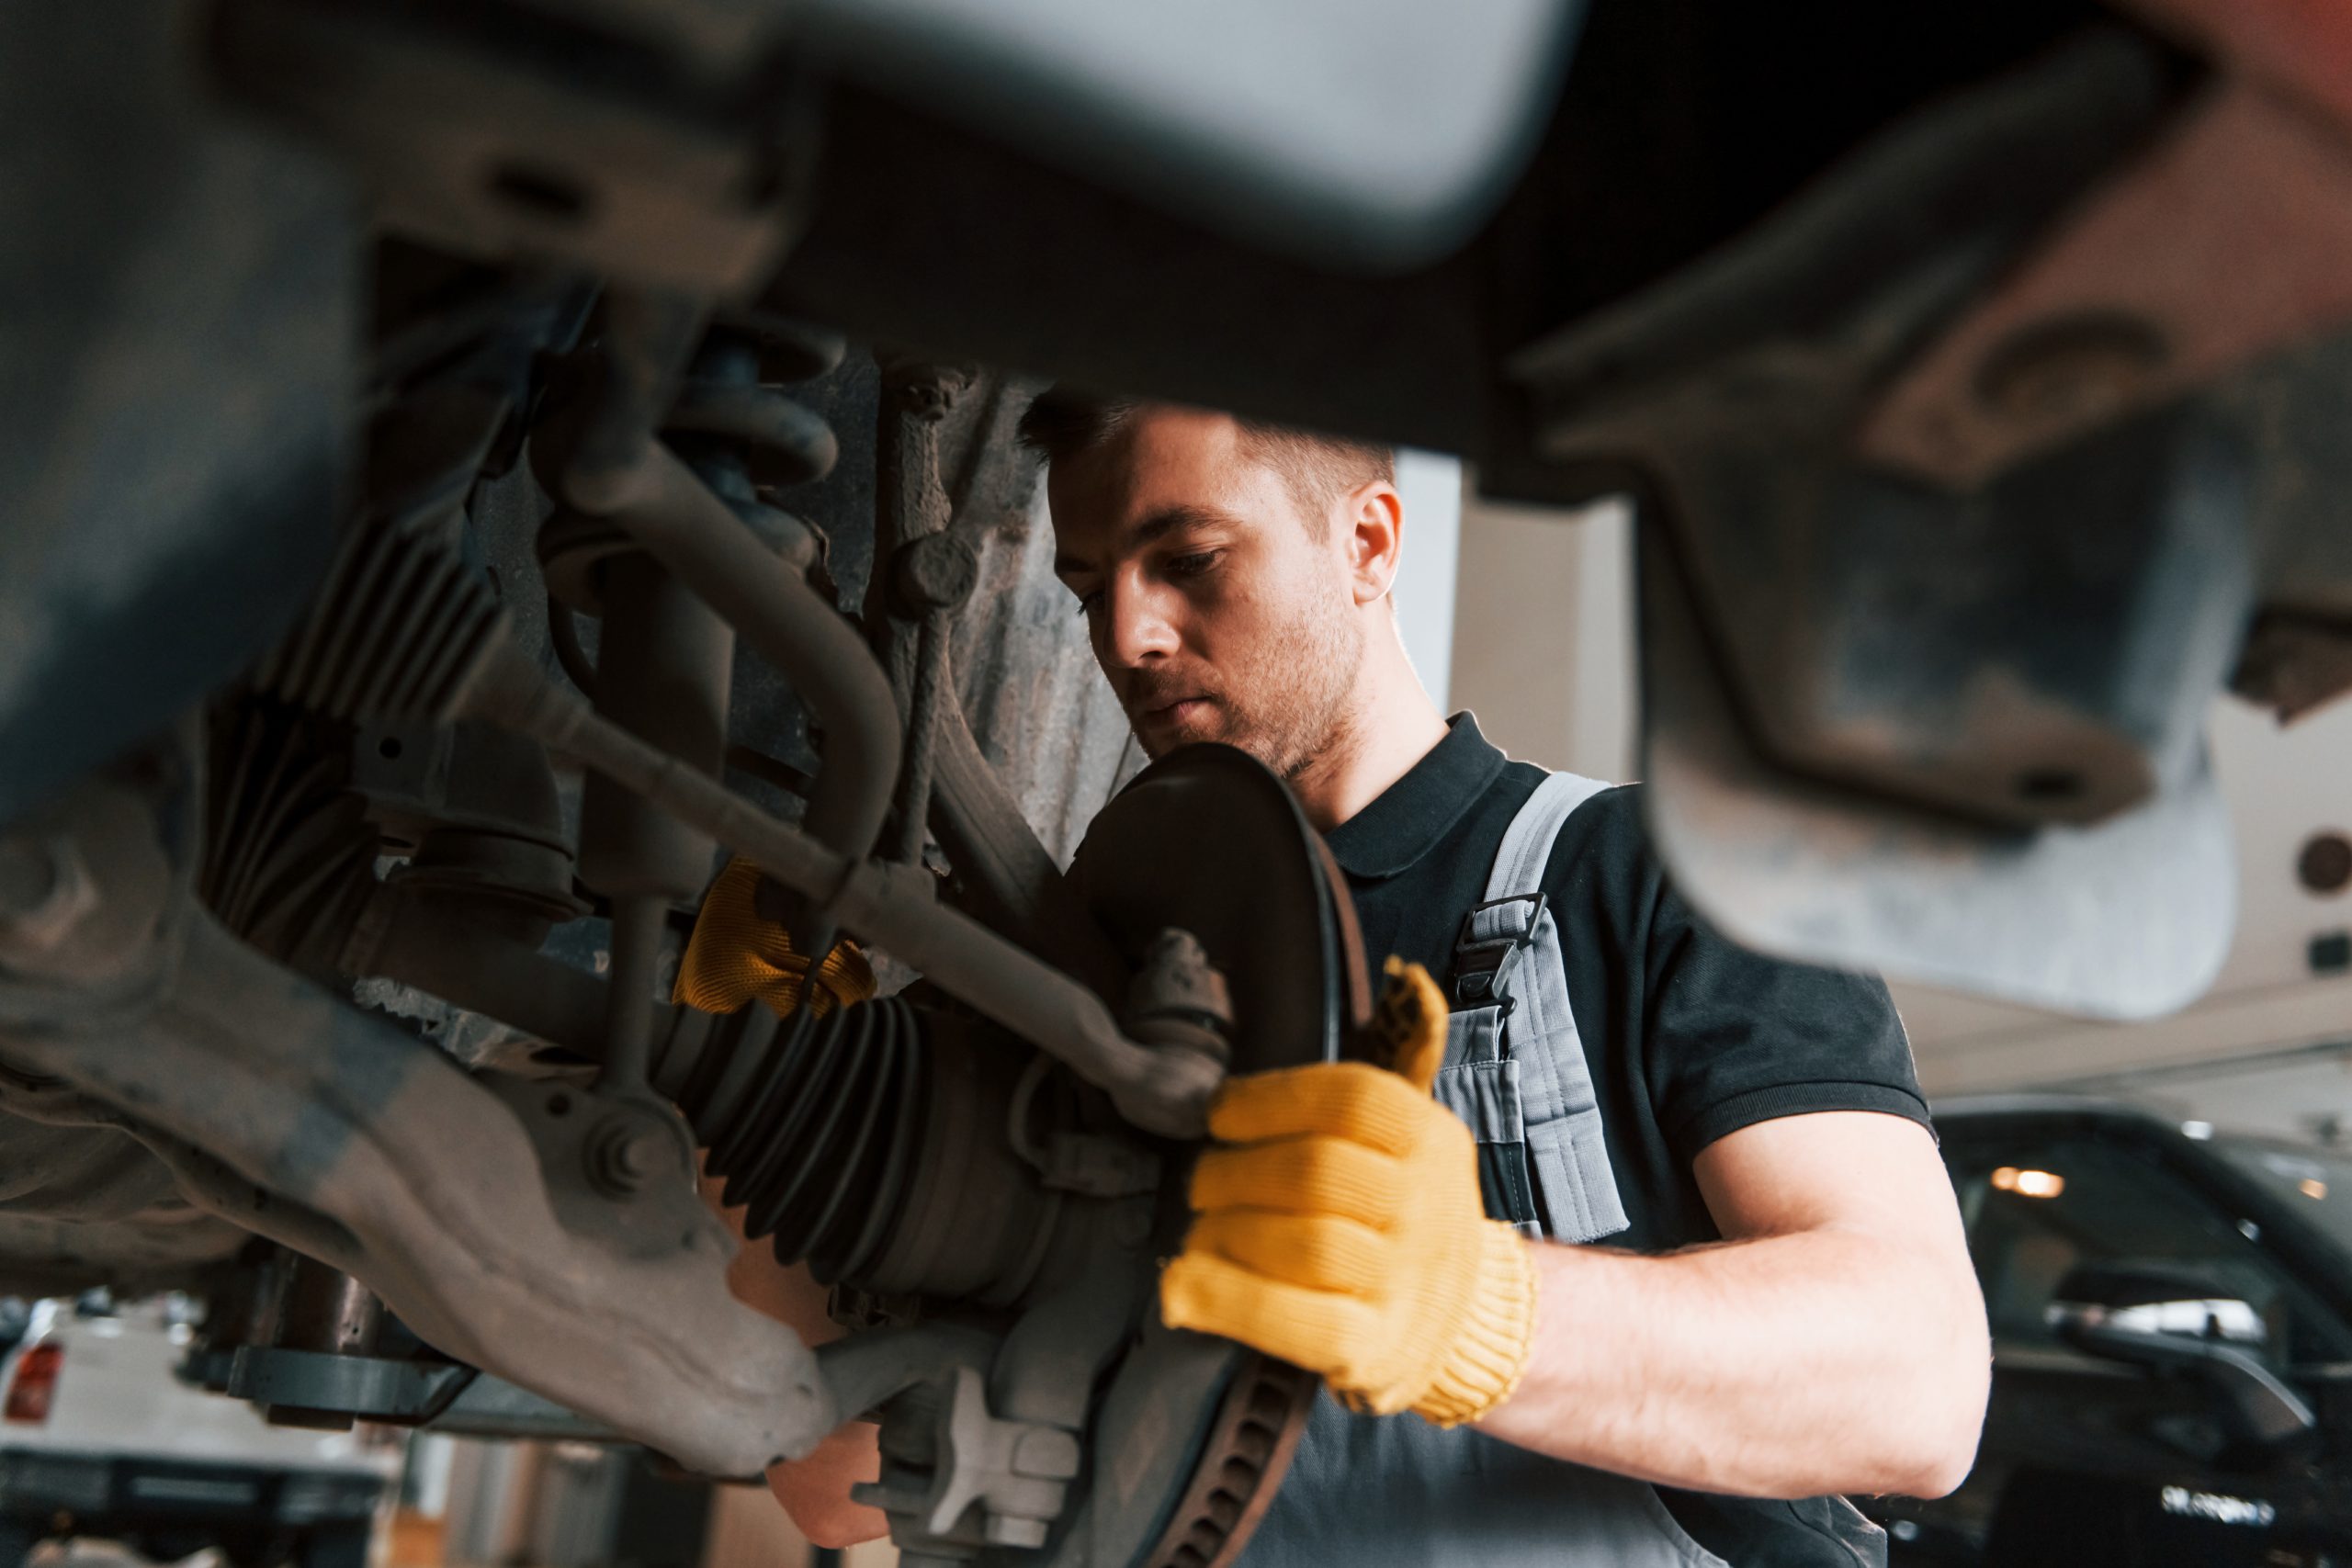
[
  {"x1": 662, "y1": 316, "x2": 852, "y2": 958},
  {"x1": 538, "y1": 312, "x2": 846, "y2": 1084}
]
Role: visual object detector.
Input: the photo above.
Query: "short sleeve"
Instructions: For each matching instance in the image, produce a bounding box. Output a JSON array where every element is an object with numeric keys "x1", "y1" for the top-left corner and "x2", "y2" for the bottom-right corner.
[{"x1": 1645, "y1": 881, "x2": 1930, "y2": 1166}]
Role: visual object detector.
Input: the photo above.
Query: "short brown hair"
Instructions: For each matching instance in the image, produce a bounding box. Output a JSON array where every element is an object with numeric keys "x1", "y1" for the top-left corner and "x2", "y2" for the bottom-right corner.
[{"x1": 1017, "y1": 387, "x2": 1395, "y2": 531}]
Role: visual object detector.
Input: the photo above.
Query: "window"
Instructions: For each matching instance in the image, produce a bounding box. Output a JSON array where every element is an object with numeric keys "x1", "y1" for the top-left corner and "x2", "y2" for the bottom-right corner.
[{"x1": 1946, "y1": 1134, "x2": 2352, "y2": 1370}]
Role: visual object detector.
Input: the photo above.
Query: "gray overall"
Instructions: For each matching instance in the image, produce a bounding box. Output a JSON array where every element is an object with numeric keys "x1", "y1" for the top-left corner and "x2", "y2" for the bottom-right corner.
[{"x1": 1239, "y1": 772, "x2": 1731, "y2": 1568}]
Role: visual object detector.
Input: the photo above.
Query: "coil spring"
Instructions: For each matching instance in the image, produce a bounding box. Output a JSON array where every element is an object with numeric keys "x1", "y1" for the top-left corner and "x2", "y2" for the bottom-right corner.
[
  {"x1": 673, "y1": 996, "x2": 932, "y2": 1286},
  {"x1": 538, "y1": 312, "x2": 844, "y2": 627},
  {"x1": 665, "y1": 313, "x2": 843, "y2": 505}
]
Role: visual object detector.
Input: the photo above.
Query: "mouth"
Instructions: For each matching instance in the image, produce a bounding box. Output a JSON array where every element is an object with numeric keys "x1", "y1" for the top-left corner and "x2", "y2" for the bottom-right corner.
[{"x1": 1136, "y1": 695, "x2": 1213, "y2": 729}]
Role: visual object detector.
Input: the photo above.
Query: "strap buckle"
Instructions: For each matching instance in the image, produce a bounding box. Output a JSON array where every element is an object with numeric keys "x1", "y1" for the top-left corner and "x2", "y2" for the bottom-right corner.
[{"x1": 1451, "y1": 891, "x2": 1547, "y2": 1003}]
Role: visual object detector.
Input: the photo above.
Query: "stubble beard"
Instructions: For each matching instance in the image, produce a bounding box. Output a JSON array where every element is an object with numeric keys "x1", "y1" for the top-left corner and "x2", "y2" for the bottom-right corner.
[{"x1": 1129, "y1": 598, "x2": 1366, "y2": 783}]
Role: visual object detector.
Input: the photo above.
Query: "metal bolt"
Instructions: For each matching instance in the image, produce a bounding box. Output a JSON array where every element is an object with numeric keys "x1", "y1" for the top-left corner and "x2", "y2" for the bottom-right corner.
[
  {"x1": 0, "y1": 835, "x2": 98, "y2": 954},
  {"x1": 879, "y1": 358, "x2": 972, "y2": 421},
  {"x1": 893, "y1": 533, "x2": 979, "y2": 616},
  {"x1": 1125, "y1": 929, "x2": 1234, "y2": 1067},
  {"x1": 584, "y1": 1110, "x2": 681, "y2": 1197}
]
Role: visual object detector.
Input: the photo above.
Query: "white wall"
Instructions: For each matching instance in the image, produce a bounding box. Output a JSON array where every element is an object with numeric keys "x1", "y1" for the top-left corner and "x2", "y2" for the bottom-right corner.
[
  {"x1": 1448, "y1": 491, "x2": 1634, "y2": 781},
  {"x1": 1391, "y1": 448, "x2": 1464, "y2": 707}
]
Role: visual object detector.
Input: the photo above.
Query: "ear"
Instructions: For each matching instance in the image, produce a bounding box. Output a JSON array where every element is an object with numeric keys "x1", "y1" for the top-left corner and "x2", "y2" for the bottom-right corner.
[{"x1": 1342, "y1": 481, "x2": 1406, "y2": 607}]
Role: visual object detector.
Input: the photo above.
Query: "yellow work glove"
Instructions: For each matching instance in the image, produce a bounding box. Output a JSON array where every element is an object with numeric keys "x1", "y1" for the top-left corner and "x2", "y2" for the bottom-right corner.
[
  {"x1": 673, "y1": 856, "x2": 876, "y2": 1017},
  {"x1": 1159, "y1": 958, "x2": 1539, "y2": 1426}
]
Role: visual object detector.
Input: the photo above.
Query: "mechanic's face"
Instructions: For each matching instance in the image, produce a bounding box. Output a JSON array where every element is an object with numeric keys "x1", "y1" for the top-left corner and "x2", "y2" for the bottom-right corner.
[{"x1": 1049, "y1": 408, "x2": 1366, "y2": 775}]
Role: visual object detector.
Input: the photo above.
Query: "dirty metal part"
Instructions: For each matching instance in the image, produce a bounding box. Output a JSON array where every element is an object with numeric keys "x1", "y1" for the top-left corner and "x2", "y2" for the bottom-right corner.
[
  {"x1": 0, "y1": 779, "x2": 834, "y2": 1478},
  {"x1": 1125, "y1": 929, "x2": 1237, "y2": 1069},
  {"x1": 657, "y1": 739, "x2": 1344, "y2": 1561},
  {"x1": 345, "y1": 886, "x2": 636, "y2": 1062},
  {"x1": 1573, "y1": 313, "x2": 2352, "y2": 1015},
  {"x1": 667, "y1": 316, "x2": 846, "y2": 502},
  {"x1": 351, "y1": 718, "x2": 572, "y2": 867},
  {"x1": 198, "y1": 708, "x2": 375, "y2": 977},
  {"x1": 764, "y1": 6, "x2": 2108, "y2": 473},
  {"x1": 1510, "y1": 29, "x2": 2181, "y2": 454},
  {"x1": 472, "y1": 646, "x2": 1221, "y2": 1138},
  {"x1": 1073, "y1": 745, "x2": 1373, "y2": 1073},
  {"x1": 536, "y1": 303, "x2": 899, "y2": 957},
  {"x1": 239, "y1": 1256, "x2": 384, "y2": 1430},
  {"x1": 863, "y1": 1363, "x2": 1085, "y2": 1556},
  {"x1": 852, "y1": 1192, "x2": 1153, "y2": 1562},
  {"x1": 817, "y1": 1322, "x2": 1001, "y2": 1429},
  {"x1": 1607, "y1": 380, "x2": 2253, "y2": 836},
  {"x1": 417, "y1": 1370, "x2": 623, "y2": 1442},
  {"x1": 186, "y1": 1244, "x2": 290, "y2": 1393},
  {"x1": 229, "y1": 1346, "x2": 474, "y2": 1427},
  {"x1": 1130, "y1": 1355, "x2": 1319, "y2": 1568},
  {"x1": 277, "y1": 1257, "x2": 382, "y2": 1357},
  {"x1": 577, "y1": 536, "x2": 735, "y2": 1096},
  {"x1": 572, "y1": 557, "x2": 736, "y2": 904},
  {"x1": 582, "y1": 1103, "x2": 684, "y2": 1199},
  {"x1": 0, "y1": 0, "x2": 353, "y2": 834},
  {"x1": 871, "y1": 362, "x2": 975, "y2": 867},
  {"x1": 862, "y1": 361, "x2": 1131, "y2": 1000},
  {"x1": 0, "y1": 1110, "x2": 250, "y2": 1301},
  {"x1": 475, "y1": 1075, "x2": 697, "y2": 1241},
  {"x1": 1046, "y1": 1312, "x2": 1296, "y2": 1567},
  {"x1": 392, "y1": 818, "x2": 583, "y2": 935},
  {"x1": 670, "y1": 315, "x2": 848, "y2": 943},
  {"x1": 1635, "y1": 507, "x2": 2237, "y2": 1021},
  {"x1": 1860, "y1": 83, "x2": 2352, "y2": 488},
  {"x1": 204, "y1": 1264, "x2": 597, "y2": 1439},
  {"x1": 1499, "y1": 31, "x2": 2267, "y2": 1017},
  {"x1": 928, "y1": 663, "x2": 1133, "y2": 1006},
  {"x1": 254, "y1": 507, "x2": 511, "y2": 729},
  {"x1": 210, "y1": 0, "x2": 812, "y2": 295},
  {"x1": 0, "y1": 837, "x2": 102, "y2": 964}
]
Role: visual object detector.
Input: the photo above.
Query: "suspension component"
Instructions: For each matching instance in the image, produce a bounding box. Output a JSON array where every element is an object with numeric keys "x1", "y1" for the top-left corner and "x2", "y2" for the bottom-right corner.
[
  {"x1": 199, "y1": 704, "x2": 378, "y2": 975},
  {"x1": 659, "y1": 998, "x2": 1058, "y2": 1303},
  {"x1": 539, "y1": 311, "x2": 858, "y2": 974}
]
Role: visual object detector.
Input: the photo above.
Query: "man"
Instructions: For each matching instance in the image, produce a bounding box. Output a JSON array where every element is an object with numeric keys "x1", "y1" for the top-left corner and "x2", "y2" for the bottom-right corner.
[{"x1": 754, "y1": 393, "x2": 1990, "y2": 1564}]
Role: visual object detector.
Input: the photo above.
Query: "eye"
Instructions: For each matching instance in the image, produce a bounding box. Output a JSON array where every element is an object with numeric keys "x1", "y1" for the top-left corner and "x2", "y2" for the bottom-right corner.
[
  {"x1": 1072, "y1": 588, "x2": 1103, "y2": 619},
  {"x1": 1166, "y1": 549, "x2": 1223, "y2": 581}
]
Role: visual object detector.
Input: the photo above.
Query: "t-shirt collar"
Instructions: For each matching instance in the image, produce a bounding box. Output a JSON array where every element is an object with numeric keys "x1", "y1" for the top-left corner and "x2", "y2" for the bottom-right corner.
[{"x1": 1323, "y1": 713, "x2": 1508, "y2": 880}]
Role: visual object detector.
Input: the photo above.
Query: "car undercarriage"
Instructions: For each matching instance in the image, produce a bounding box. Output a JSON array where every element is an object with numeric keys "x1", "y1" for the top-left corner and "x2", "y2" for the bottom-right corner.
[{"x1": 6, "y1": 1, "x2": 2352, "y2": 1562}]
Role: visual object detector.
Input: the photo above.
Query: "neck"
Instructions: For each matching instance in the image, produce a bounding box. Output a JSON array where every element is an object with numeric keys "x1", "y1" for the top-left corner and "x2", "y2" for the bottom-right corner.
[{"x1": 1285, "y1": 622, "x2": 1449, "y2": 832}]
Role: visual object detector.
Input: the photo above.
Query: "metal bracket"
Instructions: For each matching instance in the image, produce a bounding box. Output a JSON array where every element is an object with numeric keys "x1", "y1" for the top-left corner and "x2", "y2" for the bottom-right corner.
[{"x1": 856, "y1": 1365, "x2": 1083, "y2": 1554}]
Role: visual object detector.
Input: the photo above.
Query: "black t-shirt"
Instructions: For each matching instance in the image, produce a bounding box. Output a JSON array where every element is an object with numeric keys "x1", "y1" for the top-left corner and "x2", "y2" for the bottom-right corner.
[{"x1": 1324, "y1": 713, "x2": 1928, "y2": 1563}]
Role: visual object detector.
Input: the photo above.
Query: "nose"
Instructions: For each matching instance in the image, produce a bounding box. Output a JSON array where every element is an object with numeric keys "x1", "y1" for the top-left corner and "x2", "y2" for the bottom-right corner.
[{"x1": 1099, "y1": 572, "x2": 1181, "y2": 671}]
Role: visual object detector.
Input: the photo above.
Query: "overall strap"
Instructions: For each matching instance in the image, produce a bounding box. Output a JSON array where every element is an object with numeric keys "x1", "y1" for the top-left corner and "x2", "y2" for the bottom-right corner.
[
  {"x1": 1452, "y1": 771, "x2": 1612, "y2": 1020},
  {"x1": 1445, "y1": 769, "x2": 1628, "y2": 1244},
  {"x1": 1491, "y1": 771, "x2": 1612, "y2": 903}
]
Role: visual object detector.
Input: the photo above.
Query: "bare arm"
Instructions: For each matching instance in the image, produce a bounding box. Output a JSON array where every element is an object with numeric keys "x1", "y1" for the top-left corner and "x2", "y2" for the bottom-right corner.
[
  {"x1": 707, "y1": 1177, "x2": 890, "y2": 1549},
  {"x1": 1474, "y1": 1111, "x2": 1990, "y2": 1499}
]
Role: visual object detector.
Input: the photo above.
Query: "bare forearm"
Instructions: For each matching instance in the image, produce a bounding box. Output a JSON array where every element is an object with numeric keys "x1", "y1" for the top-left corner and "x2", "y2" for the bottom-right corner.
[
  {"x1": 707, "y1": 1173, "x2": 891, "y2": 1546},
  {"x1": 1476, "y1": 1228, "x2": 1988, "y2": 1498}
]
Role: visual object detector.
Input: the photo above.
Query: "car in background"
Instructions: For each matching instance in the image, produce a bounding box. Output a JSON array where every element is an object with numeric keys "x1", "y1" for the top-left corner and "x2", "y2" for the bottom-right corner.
[
  {"x1": 1874, "y1": 1097, "x2": 2352, "y2": 1567},
  {"x1": 0, "y1": 1297, "x2": 399, "y2": 1568}
]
